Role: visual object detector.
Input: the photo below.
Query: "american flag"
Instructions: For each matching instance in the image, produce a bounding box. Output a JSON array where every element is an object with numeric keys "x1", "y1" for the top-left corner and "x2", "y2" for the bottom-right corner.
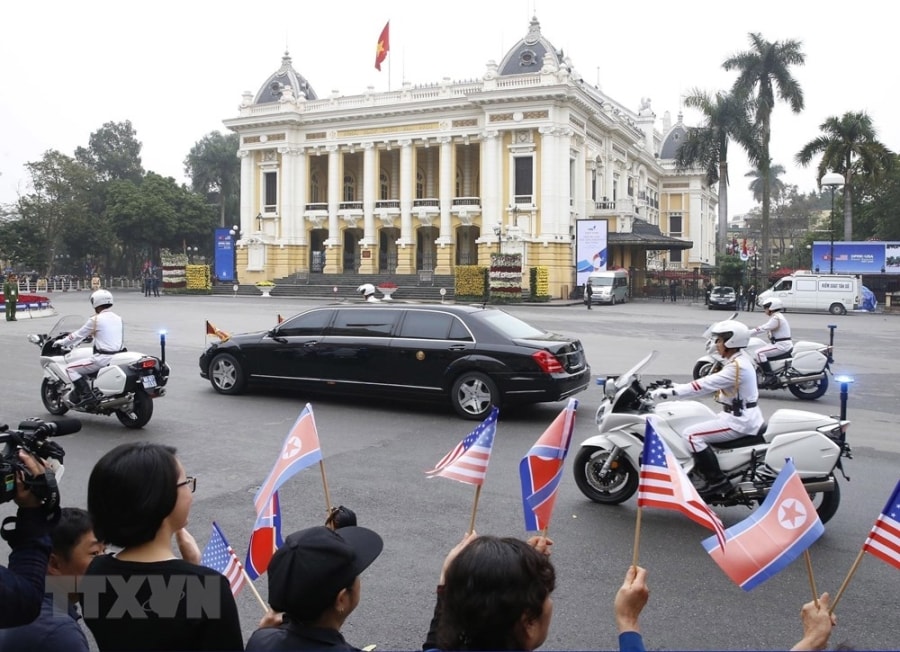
[
  {"x1": 862, "y1": 479, "x2": 900, "y2": 571},
  {"x1": 201, "y1": 522, "x2": 246, "y2": 597},
  {"x1": 426, "y1": 406, "x2": 498, "y2": 486},
  {"x1": 638, "y1": 420, "x2": 726, "y2": 550}
]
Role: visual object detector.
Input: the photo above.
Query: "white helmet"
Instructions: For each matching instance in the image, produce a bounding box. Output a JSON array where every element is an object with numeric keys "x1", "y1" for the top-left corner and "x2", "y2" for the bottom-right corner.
[
  {"x1": 763, "y1": 297, "x2": 784, "y2": 312},
  {"x1": 705, "y1": 319, "x2": 750, "y2": 349},
  {"x1": 357, "y1": 283, "x2": 376, "y2": 297},
  {"x1": 90, "y1": 289, "x2": 114, "y2": 309}
]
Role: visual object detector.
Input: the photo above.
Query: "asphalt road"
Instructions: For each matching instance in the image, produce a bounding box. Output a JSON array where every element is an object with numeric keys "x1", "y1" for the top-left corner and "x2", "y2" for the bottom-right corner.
[{"x1": 1, "y1": 292, "x2": 897, "y2": 650}]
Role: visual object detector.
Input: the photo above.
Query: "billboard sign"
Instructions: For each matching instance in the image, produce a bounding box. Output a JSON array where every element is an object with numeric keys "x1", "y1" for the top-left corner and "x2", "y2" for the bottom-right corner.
[
  {"x1": 214, "y1": 228, "x2": 235, "y2": 282},
  {"x1": 575, "y1": 219, "x2": 608, "y2": 287},
  {"x1": 811, "y1": 241, "x2": 900, "y2": 275}
]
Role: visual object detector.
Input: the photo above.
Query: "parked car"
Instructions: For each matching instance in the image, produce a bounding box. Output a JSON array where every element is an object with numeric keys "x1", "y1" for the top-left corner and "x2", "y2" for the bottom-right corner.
[
  {"x1": 198, "y1": 303, "x2": 591, "y2": 420},
  {"x1": 708, "y1": 286, "x2": 737, "y2": 310}
]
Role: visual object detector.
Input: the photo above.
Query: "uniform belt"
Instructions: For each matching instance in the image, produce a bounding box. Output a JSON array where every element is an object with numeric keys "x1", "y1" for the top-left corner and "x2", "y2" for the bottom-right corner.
[
  {"x1": 94, "y1": 347, "x2": 125, "y2": 355},
  {"x1": 723, "y1": 402, "x2": 757, "y2": 413},
  {"x1": 772, "y1": 337, "x2": 792, "y2": 342}
]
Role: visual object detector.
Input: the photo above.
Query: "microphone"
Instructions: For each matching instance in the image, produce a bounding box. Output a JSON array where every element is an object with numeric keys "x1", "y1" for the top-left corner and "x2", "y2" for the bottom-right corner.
[{"x1": 19, "y1": 417, "x2": 83, "y2": 437}]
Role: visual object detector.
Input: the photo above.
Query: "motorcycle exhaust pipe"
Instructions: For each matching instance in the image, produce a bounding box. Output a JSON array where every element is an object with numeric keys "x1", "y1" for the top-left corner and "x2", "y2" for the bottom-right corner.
[
  {"x1": 786, "y1": 373, "x2": 826, "y2": 385},
  {"x1": 736, "y1": 477, "x2": 835, "y2": 499}
]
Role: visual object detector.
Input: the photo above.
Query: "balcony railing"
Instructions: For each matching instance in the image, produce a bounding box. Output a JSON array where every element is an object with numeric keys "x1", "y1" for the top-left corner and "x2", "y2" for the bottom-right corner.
[
  {"x1": 339, "y1": 201, "x2": 363, "y2": 210},
  {"x1": 305, "y1": 202, "x2": 327, "y2": 211},
  {"x1": 452, "y1": 197, "x2": 481, "y2": 207},
  {"x1": 413, "y1": 198, "x2": 439, "y2": 208},
  {"x1": 375, "y1": 200, "x2": 400, "y2": 209}
]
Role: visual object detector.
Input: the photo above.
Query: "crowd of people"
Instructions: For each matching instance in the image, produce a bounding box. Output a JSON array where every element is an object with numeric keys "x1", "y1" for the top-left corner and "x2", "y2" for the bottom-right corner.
[{"x1": 1, "y1": 438, "x2": 839, "y2": 652}]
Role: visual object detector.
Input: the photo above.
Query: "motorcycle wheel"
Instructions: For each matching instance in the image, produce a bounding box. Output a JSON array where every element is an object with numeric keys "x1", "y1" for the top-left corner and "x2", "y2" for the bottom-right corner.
[
  {"x1": 40, "y1": 378, "x2": 69, "y2": 416},
  {"x1": 809, "y1": 478, "x2": 841, "y2": 524},
  {"x1": 573, "y1": 446, "x2": 639, "y2": 504},
  {"x1": 692, "y1": 360, "x2": 716, "y2": 380},
  {"x1": 788, "y1": 373, "x2": 829, "y2": 400},
  {"x1": 115, "y1": 389, "x2": 153, "y2": 429}
]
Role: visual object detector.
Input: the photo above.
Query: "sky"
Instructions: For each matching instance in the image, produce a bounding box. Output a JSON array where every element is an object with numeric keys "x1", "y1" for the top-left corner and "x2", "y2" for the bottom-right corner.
[{"x1": 1, "y1": 0, "x2": 895, "y2": 219}]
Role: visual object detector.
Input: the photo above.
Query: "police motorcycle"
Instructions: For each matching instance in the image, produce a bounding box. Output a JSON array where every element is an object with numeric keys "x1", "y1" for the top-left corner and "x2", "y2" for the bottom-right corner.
[
  {"x1": 572, "y1": 352, "x2": 851, "y2": 523},
  {"x1": 28, "y1": 315, "x2": 170, "y2": 429},
  {"x1": 692, "y1": 312, "x2": 832, "y2": 400}
]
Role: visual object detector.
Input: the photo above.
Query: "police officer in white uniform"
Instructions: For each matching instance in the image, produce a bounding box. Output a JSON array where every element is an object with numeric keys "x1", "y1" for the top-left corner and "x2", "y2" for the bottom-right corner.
[
  {"x1": 750, "y1": 297, "x2": 793, "y2": 387},
  {"x1": 648, "y1": 320, "x2": 763, "y2": 496},
  {"x1": 57, "y1": 289, "x2": 125, "y2": 406}
]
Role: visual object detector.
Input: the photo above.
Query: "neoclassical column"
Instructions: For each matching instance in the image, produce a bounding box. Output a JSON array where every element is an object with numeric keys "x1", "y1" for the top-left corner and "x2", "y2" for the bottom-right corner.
[
  {"x1": 362, "y1": 142, "x2": 376, "y2": 246},
  {"x1": 399, "y1": 139, "x2": 413, "y2": 245},
  {"x1": 481, "y1": 130, "x2": 501, "y2": 235},
  {"x1": 295, "y1": 149, "x2": 308, "y2": 245},
  {"x1": 238, "y1": 150, "x2": 253, "y2": 235},
  {"x1": 326, "y1": 145, "x2": 340, "y2": 245},
  {"x1": 278, "y1": 147, "x2": 295, "y2": 241},
  {"x1": 539, "y1": 126, "x2": 558, "y2": 236},
  {"x1": 438, "y1": 136, "x2": 453, "y2": 245}
]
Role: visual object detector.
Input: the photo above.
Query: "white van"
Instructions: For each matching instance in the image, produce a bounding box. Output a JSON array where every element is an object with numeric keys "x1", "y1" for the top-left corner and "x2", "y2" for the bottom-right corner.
[
  {"x1": 757, "y1": 272, "x2": 860, "y2": 315},
  {"x1": 588, "y1": 270, "x2": 629, "y2": 305}
]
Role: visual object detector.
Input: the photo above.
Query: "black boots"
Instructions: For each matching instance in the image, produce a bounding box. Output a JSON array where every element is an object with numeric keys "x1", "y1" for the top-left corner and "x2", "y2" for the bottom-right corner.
[
  {"x1": 694, "y1": 448, "x2": 731, "y2": 496},
  {"x1": 72, "y1": 378, "x2": 97, "y2": 406},
  {"x1": 759, "y1": 360, "x2": 778, "y2": 388}
]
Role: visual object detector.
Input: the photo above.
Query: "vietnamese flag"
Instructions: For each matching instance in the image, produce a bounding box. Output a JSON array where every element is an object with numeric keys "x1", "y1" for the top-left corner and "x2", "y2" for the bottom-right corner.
[{"x1": 375, "y1": 21, "x2": 390, "y2": 71}]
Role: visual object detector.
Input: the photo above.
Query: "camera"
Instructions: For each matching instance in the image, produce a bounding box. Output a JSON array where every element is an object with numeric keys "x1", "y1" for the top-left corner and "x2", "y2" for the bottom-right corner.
[{"x1": 0, "y1": 417, "x2": 80, "y2": 511}]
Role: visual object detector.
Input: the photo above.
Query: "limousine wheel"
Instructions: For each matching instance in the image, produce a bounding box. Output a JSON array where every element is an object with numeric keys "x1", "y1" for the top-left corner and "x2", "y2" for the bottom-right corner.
[
  {"x1": 209, "y1": 353, "x2": 247, "y2": 395},
  {"x1": 451, "y1": 371, "x2": 498, "y2": 420}
]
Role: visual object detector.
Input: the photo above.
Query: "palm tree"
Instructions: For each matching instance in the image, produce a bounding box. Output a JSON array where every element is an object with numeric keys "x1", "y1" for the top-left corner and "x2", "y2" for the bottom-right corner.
[
  {"x1": 675, "y1": 89, "x2": 754, "y2": 256},
  {"x1": 184, "y1": 131, "x2": 240, "y2": 228},
  {"x1": 745, "y1": 163, "x2": 787, "y2": 204},
  {"x1": 724, "y1": 32, "x2": 805, "y2": 275},
  {"x1": 796, "y1": 111, "x2": 895, "y2": 240}
]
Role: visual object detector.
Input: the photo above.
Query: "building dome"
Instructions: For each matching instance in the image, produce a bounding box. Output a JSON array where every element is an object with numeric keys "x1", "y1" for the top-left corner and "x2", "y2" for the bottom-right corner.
[
  {"x1": 659, "y1": 113, "x2": 687, "y2": 160},
  {"x1": 497, "y1": 16, "x2": 562, "y2": 76},
  {"x1": 253, "y1": 51, "x2": 318, "y2": 104}
]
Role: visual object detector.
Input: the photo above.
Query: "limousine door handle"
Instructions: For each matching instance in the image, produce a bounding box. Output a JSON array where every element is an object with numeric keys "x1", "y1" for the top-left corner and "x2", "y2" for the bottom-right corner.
[
  {"x1": 447, "y1": 344, "x2": 468, "y2": 351},
  {"x1": 303, "y1": 340, "x2": 320, "y2": 347}
]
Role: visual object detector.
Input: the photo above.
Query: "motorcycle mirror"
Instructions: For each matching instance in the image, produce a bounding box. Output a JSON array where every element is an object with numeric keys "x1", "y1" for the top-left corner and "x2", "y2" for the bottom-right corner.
[{"x1": 27, "y1": 334, "x2": 40, "y2": 344}]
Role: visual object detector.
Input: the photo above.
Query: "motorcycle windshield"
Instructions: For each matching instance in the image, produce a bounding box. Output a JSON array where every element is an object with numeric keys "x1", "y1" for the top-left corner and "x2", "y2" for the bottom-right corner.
[
  {"x1": 48, "y1": 315, "x2": 88, "y2": 338},
  {"x1": 615, "y1": 351, "x2": 657, "y2": 389}
]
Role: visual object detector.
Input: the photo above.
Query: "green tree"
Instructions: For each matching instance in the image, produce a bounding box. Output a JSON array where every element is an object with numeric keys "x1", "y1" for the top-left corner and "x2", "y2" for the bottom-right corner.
[
  {"x1": 184, "y1": 131, "x2": 240, "y2": 228},
  {"x1": 745, "y1": 163, "x2": 787, "y2": 205},
  {"x1": 851, "y1": 153, "x2": 900, "y2": 240},
  {"x1": 724, "y1": 32, "x2": 805, "y2": 275},
  {"x1": 676, "y1": 89, "x2": 754, "y2": 256},
  {"x1": 75, "y1": 120, "x2": 144, "y2": 183},
  {"x1": 795, "y1": 111, "x2": 895, "y2": 241}
]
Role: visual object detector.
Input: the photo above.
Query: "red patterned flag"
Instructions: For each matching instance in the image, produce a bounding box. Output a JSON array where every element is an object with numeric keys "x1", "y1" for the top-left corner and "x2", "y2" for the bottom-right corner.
[
  {"x1": 253, "y1": 403, "x2": 323, "y2": 515},
  {"x1": 206, "y1": 320, "x2": 230, "y2": 342},
  {"x1": 638, "y1": 420, "x2": 726, "y2": 550},
  {"x1": 427, "y1": 406, "x2": 497, "y2": 486},
  {"x1": 519, "y1": 399, "x2": 577, "y2": 531},
  {"x1": 703, "y1": 459, "x2": 824, "y2": 590},
  {"x1": 375, "y1": 21, "x2": 390, "y2": 71},
  {"x1": 245, "y1": 491, "x2": 284, "y2": 580},
  {"x1": 862, "y1": 479, "x2": 900, "y2": 571},
  {"x1": 201, "y1": 522, "x2": 246, "y2": 596}
]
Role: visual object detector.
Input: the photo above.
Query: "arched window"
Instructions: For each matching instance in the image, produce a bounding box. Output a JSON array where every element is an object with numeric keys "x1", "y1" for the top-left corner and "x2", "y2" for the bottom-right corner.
[
  {"x1": 380, "y1": 170, "x2": 389, "y2": 200},
  {"x1": 311, "y1": 172, "x2": 320, "y2": 203},
  {"x1": 416, "y1": 168, "x2": 425, "y2": 199},
  {"x1": 344, "y1": 174, "x2": 356, "y2": 202}
]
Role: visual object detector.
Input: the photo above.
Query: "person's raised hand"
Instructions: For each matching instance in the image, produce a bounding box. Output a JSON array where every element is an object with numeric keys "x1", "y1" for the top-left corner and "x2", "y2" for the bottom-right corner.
[
  {"x1": 439, "y1": 531, "x2": 478, "y2": 585},
  {"x1": 14, "y1": 450, "x2": 46, "y2": 509},
  {"x1": 791, "y1": 593, "x2": 836, "y2": 651},
  {"x1": 526, "y1": 535, "x2": 554, "y2": 556},
  {"x1": 614, "y1": 565, "x2": 649, "y2": 634},
  {"x1": 258, "y1": 609, "x2": 283, "y2": 629}
]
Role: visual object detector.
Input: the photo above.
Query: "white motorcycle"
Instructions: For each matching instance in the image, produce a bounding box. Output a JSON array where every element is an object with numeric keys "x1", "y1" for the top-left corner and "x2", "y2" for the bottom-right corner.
[
  {"x1": 572, "y1": 352, "x2": 851, "y2": 523},
  {"x1": 692, "y1": 317, "x2": 832, "y2": 400},
  {"x1": 28, "y1": 315, "x2": 171, "y2": 429}
]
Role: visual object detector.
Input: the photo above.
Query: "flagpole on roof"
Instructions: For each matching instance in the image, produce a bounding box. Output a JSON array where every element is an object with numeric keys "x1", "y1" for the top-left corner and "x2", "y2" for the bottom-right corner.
[{"x1": 803, "y1": 550, "x2": 820, "y2": 608}]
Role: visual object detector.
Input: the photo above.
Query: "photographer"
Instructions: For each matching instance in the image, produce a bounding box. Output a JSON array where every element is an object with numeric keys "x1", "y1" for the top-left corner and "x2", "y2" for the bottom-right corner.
[{"x1": 1, "y1": 450, "x2": 59, "y2": 628}]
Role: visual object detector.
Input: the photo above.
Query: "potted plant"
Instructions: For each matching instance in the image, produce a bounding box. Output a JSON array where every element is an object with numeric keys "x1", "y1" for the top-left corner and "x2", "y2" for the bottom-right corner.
[
  {"x1": 377, "y1": 281, "x2": 398, "y2": 300},
  {"x1": 255, "y1": 280, "x2": 276, "y2": 297}
]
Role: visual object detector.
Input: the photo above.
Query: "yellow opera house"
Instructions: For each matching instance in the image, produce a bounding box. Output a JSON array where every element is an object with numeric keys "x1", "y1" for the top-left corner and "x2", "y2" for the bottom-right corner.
[{"x1": 224, "y1": 17, "x2": 716, "y2": 298}]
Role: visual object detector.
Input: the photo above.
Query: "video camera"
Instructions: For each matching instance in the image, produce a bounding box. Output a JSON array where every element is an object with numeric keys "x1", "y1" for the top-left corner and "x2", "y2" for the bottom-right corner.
[{"x1": 0, "y1": 417, "x2": 80, "y2": 511}]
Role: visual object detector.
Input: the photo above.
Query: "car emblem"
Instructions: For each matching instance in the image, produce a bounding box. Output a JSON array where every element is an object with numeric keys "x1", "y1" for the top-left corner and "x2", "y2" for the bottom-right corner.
[{"x1": 416, "y1": 351, "x2": 426, "y2": 361}]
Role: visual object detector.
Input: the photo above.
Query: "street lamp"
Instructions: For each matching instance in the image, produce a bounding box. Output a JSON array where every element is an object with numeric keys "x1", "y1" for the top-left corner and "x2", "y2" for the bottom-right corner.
[
  {"x1": 821, "y1": 171, "x2": 843, "y2": 274},
  {"x1": 492, "y1": 223, "x2": 506, "y2": 254},
  {"x1": 229, "y1": 224, "x2": 241, "y2": 283}
]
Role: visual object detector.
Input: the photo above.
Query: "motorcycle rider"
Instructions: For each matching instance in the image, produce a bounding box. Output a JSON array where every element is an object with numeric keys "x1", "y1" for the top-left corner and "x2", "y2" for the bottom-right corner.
[
  {"x1": 356, "y1": 283, "x2": 380, "y2": 303},
  {"x1": 750, "y1": 297, "x2": 793, "y2": 388},
  {"x1": 648, "y1": 320, "x2": 763, "y2": 496},
  {"x1": 56, "y1": 289, "x2": 125, "y2": 407}
]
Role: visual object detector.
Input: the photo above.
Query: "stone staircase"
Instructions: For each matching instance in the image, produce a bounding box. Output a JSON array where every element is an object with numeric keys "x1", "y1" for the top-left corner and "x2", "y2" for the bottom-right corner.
[{"x1": 210, "y1": 273, "x2": 456, "y2": 301}]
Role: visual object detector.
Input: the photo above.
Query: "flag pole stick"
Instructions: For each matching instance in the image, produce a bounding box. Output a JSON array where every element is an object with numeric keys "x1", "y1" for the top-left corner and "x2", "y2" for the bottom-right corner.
[
  {"x1": 241, "y1": 566, "x2": 269, "y2": 613},
  {"x1": 318, "y1": 459, "x2": 333, "y2": 515},
  {"x1": 803, "y1": 550, "x2": 819, "y2": 608},
  {"x1": 468, "y1": 485, "x2": 482, "y2": 534},
  {"x1": 632, "y1": 507, "x2": 642, "y2": 567},
  {"x1": 829, "y1": 547, "x2": 865, "y2": 615}
]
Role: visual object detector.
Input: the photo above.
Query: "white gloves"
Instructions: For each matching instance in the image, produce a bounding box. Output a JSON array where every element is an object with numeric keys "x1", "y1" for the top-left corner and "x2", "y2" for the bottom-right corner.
[{"x1": 648, "y1": 388, "x2": 675, "y2": 401}]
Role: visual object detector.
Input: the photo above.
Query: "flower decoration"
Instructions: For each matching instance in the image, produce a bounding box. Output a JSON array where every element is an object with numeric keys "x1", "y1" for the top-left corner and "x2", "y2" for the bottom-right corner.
[
  {"x1": 377, "y1": 281, "x2": 398, "y2": 289},
  {"x1": 256, "y1": 280, "x2": 275, "y2": 287}
]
